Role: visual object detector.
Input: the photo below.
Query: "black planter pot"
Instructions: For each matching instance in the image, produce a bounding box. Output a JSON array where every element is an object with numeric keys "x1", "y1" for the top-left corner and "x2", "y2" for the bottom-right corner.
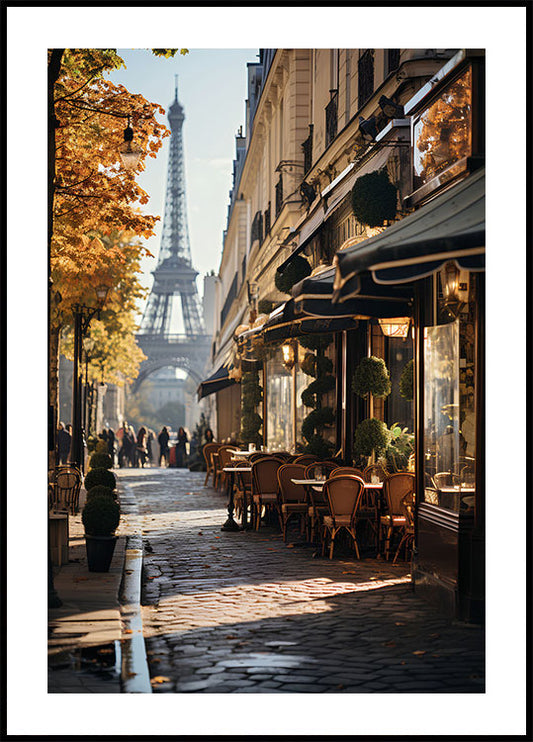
[{"x1": 85, "y1": 534, "x2": 118, "y2": 572}]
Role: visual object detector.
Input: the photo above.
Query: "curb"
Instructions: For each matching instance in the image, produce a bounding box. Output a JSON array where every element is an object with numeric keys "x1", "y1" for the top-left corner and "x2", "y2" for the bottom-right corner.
[{"x1": 118, "y1": 484, "x2": 152, "y2": 693}]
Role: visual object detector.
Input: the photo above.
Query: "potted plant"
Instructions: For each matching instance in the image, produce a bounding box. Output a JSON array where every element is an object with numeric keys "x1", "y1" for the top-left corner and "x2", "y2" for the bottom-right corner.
[
  {"x1": 84, "y1": 468, "x2": 117, "y2": 492},
  {"x1": 353, "y1": 417, "x2": 392, "y2": 468},
  {"x1": 275, "y1": 255, "x2": 312, "y2": 295},
  {"x1": 351, "y1": 169, "x2": 397, "y2": 227},
  {"x1": 85, "y1": 484, "x2": 118, "y2": 501},
  {"x1": 88, "y1": 452, "x2": 113, "y2": 470},
  {"x1": 82, "y1": 494, "x2": 121, "y2": 572}
]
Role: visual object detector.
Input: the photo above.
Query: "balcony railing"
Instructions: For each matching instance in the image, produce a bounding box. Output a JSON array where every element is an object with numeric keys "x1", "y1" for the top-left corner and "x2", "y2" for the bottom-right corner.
[
  {"x1": 325, "y1": 91, "x2": 338, "y2": 148},
  {"x1": 275, "y1": 175, "x2": 283, "y2": 218},
  {"x1": 220, "y1": 273, "x2": 238, "y2": 327},
  {"x1": 302, "y1": 124, "x2": 314, "y2": 174},
  {"x1": 358, "y1": 49, "x2": 375, "y2": 107},
  {"x1": 264, "y1": 202, "x2": 271, "y2": 236},
  {"x1": 251, "y1": 210, "x2": 263, "y2": 245}
]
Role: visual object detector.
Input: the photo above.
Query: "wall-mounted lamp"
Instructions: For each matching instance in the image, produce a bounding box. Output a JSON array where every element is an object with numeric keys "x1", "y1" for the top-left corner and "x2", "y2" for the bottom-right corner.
[
  {"x1": 119, "y1": 116, "x2": 142, "y2": 170},
  {"x1": 378, "y1": 316, "x2": 411, "y2": 338},
  {"x1": 440, "y1": 261, "x2": 469, "y2": 318},
  {"x1": 282, "y1": 341, "x2": 296, "y2": 371},
  {"x1": 359, "y1": 116, "x2": 379, "y2": 142},
  {"x1": 378, "y1": 95, "x2": 405, "y2": 118}
]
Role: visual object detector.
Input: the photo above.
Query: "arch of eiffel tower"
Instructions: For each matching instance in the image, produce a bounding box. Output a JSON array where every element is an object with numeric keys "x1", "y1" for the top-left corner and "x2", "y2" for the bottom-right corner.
[{"x1": 133, "y1": 81, "x2": 211, "y2": 393}]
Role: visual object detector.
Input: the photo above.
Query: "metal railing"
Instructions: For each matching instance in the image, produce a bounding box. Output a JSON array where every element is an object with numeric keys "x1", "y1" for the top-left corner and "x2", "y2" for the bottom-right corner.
[
  {"x1": 264, "y1": 202, "x2": 271, "y2": 236},
  {"x1": 325, "y1": 91, "x2": 338, "y2": 148},
  {"x1": 302, "y1": 124, "x2": 314, "y2": 174},
  {"x1": 275, "y1": 174, "x2": 283, "y2": 218}
]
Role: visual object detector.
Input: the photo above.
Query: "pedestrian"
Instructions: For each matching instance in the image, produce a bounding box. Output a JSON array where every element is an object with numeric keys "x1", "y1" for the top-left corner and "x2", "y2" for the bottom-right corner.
[
  {"x1": 158, "y1": 426, "x2": 170, "y2": 467},
  {"x1": 119, "y1": 422, "x2": 133, "y2": 468},
  {"x1": 127, "y1": 425, "x2": 137, "y2": 467},
  {"x1": 136, "y1": 426, "x2": 148, "y2": 468},
  {"x1": 56, "y1": 422, "x2": 71, "y2": 465},
  {"x1": 146, "y1": 428, "x2": 154, "y2": 466},
  {"x1": 175, "y1": 426, "x2": 188, "y2": 468},
  {"x1": 204, "y1": 427, "x2": 215, "y2": 444},
  {"x1": 107, "y1": 428, "x2": 116, "y2": 466}
]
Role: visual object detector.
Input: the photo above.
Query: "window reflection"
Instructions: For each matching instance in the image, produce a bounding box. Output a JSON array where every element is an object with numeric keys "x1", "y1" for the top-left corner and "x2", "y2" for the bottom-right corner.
[
  {"x1": 266, "y1": 349, "x2": 293, "y2": 451},
  {"x1": 414, "y1": 66, "x2": 472, "y2": 187}
]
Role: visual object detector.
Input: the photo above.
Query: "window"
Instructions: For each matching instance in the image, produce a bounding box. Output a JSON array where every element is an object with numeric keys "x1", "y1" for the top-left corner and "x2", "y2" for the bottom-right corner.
[
  {"x1": 387, "y1": 49, "x2": 401, "y2": 75},
  {"x1": 302, "y1": 124, "x2": 314, "y2": 174},
  {"x1": 325, "y1": 91, "x2": 338, "y2": 147},
  {"x1": 413, "y1": 65, "x2": 473, "y2": 190},
  {"x1": 358, "y1": 50, "x2": 374, "y2": 107},
  {"x1": 275, "y1": 174, "x2": 283, "y2": 218}
]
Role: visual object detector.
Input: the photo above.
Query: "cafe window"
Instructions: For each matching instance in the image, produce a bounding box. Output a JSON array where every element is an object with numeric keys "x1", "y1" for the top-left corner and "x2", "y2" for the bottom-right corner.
[
  {"x1": 413, "y1": 65, "x2": 472, "y2": 191},
  {"x1": 266, "y1": 347, "x2": 294, "y2": 452},
  {"x1": 423, "y1": 271, "x2": 477, "y2": 512}
]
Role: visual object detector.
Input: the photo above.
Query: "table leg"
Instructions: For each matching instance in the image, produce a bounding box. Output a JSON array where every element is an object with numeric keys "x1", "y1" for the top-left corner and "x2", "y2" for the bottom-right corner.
[{"x1": 221, "y1": 471, "x2": 242, "y2": 532}]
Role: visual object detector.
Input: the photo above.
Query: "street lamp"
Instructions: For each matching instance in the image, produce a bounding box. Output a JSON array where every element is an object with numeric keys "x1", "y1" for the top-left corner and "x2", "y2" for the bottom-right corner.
[
  {"x1": 118, "y1": 116, "x2": 142, "y2": 170},
  {"x1": 82, "y1": 336, "x2": 96, "y2": 436},
  {"x1": 70, "y1": 284, "x2": 109, "y2": 471}
]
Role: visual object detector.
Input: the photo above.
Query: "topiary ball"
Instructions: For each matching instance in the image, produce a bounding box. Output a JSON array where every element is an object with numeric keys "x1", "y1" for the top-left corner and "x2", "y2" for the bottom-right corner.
[
  {"x1": 353, "y1": 418, "x2": 392, "y2": 457},
  {"x1": 85, "y1": 484, "x2": 117, "y2": 501},
  {"x1": 351, "y1": 170, "x2": 397, "y2": 227},
  {"x1": 89, "y1": 452, "x2": 113, "y2": 470},
  {"x1": 82, "y1": 494, "x2": 120, "y2": 537},
  {"x1": 84, "y1": 468, "x2": 117, "y2": 493},
  {"x1": 275, "y1": 256, "x2": 312, "y2": 294},
  {"x1": 399, "y1": 359, "x2": 414, "y2": 401},
  {"x1": 352, "y1": 356, "x2": 391, "y2": 398}
]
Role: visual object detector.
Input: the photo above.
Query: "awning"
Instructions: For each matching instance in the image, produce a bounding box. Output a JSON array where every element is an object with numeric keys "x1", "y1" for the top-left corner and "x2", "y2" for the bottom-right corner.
[
  {"x1": 262, "y1": 299, "x2": 360, "y2": 344},
  {"x1": 291, "y1": 266, "x2": 413, "y2": 319},
  {"x1": 333, "y1": 167, "x2": 485, "y2": 302},
  {"x1": 197, "y1": 364, "x2": 237, "y2": 400}
]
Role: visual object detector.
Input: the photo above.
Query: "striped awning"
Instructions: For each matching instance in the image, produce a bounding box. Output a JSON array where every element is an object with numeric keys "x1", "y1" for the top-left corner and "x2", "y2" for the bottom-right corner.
[{"x1": 333, "y1": 168, "x2": 485, "y2": 303}]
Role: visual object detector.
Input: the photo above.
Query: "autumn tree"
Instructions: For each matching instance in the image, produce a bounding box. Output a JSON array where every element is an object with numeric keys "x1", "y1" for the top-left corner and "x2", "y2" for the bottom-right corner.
[{"x1": 48, "y1": 48, "x2": 186, "y2": 437}]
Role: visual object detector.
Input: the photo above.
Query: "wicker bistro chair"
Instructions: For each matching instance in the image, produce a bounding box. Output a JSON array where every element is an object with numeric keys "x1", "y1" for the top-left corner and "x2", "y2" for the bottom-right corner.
[
  {"x1": 330, "y1": 466, "x2": 365, "y2": 478},
  {"x1": 251, "y1": 457, "x2": 283, "y2": 531},
  {"x1": 304, "y1": 461, "x2": 339, "y2": 481},
  {"x1": 292, "y1": 455, "x2": 319, "y2": 467},
  {"x1": 380, "y1": 473, "x2": 416, "y2": 560},
  {"x1": 392, "y1": 492, "x2": 415, "y2": 564},
  {"x1": 203, "y1": 442, "x2": 222, "y2": 486},
  {"x1": 233, "y1": 460, "x2": 253, "y2": 521},
  {"x1": 303, "y1": 464, "x2": 332, "y2": 544},
  {"x1": 270, "y1": 451, "x2": 293, "y2": 462},
  {"x1": 51, "y1": 465, "x2": 83, "y2": 515},
  {"x1": 363, "y1": 464, "x2": 389, "y2": 483},
  {"x1": 321, "y1": 474, "x2": 366, "y2": 560},
  {"x1": 277, "y1": 464, "x2": 308, "y2": 542},
  {"x1": 214, "y1": 445, "x2": 238, "y2": 491}
]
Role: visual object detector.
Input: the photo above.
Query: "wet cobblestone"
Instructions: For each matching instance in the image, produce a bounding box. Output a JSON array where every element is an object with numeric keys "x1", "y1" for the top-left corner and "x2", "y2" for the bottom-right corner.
[{"x1": 118, "y1": 467, "x2": 485, "y2": 694}]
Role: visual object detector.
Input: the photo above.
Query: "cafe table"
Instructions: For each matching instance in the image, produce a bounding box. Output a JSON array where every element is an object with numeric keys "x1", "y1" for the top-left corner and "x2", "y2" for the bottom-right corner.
[{"x1": 222, "y1": 466, "x2": 253, "y2": 531}]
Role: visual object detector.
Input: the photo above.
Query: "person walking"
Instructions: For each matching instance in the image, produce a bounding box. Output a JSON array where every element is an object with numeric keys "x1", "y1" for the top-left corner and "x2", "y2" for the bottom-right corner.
[
  {"x1": 175, "y1": 426, "x2": 188, "y2": 468},
  {"x1": 119, "y1": 423, "x2": 134, "y2": 468},
  {"x1": 107, "y1": 428, "x2": 116, "y2": 467},
  {"x1": 136, "y1": 426, "x2": 148, "y2": 468},
  {"x1": 146, "y1": 429, "x2": 154, "y2": 466},
  {"x1": 158, "y1": 426, "x2": 170, "y2": 467},
  {"x1": 56, "y1": 422, "x2": 72, "y2": 465}
]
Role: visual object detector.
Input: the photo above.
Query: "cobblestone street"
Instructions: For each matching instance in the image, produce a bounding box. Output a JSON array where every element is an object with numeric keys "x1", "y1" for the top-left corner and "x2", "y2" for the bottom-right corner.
[{"x1": 117, "y1": 467, "x2": 484, "y2": 694}]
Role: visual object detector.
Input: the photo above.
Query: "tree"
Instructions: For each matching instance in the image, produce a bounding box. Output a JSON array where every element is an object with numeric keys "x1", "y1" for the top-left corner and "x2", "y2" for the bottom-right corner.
[{"x1": 48, "y1": 48, "x2": 186, "y2": 433}]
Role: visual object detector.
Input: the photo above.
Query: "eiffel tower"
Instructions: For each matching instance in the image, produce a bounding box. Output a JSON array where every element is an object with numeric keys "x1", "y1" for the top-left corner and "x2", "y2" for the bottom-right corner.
[{"x1": 133, "y1": 79, "x2": 211, "y2": 392}]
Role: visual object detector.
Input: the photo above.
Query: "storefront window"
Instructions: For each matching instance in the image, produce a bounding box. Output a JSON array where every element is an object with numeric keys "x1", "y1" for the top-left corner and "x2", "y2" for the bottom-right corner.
[
  {"x1": 296, "y1": 366, "x2": 311, "y2": 451},
  {"x1": 413, "y1": 66, "x2": 472, "y2": 189},
  {"x1": 266, "y1": 348, "x2": 293, "y2": 452},
  {"x1": 423, "y1": 270, "x2": 477, "y2": 513}
]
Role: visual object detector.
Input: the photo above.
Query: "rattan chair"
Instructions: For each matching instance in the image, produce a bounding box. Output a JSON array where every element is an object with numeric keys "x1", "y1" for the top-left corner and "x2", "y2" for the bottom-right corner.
[
  {"x1": 203, "y1": 442, "x2": 221, "y2": 486},
  {"x1": 304, "y1": 461, "x2": 339, "y2": 480},
  {"x1": 392, "y1": 492, "x2": 415, "y2": 564},
  {"x1": 216, "y1": 445, "x2": 239, "y2": 491},
  {"x1": 233, "y1": 460, "x2": 252, "y2": 521},
  {"x1": 321, "y1": 474, "x2": 366, "y2": 559},
  {"x1": 50, "y1": 465, "x2": 82, "y2": 515},
  {"x1": 292, "y1": 454, "x2": 319, "y2": 467},
  {"x1": 277, "y1": 463, "x2": 308, "y2": 542},
  {"x1": 380, "y1": 472, "x2": 415, "y2": 560},
  {"x1": 251, "y1": 457, "x2": 283, "y2": 530},
  {"x1": 363, "y1": 463, "x2": 388, "y2": 483}
]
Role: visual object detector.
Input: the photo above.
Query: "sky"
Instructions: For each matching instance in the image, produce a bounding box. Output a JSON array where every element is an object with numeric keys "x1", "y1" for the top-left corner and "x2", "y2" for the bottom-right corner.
[{"x1": 107, "y1": 49, "x2": 258, "y2": 309}]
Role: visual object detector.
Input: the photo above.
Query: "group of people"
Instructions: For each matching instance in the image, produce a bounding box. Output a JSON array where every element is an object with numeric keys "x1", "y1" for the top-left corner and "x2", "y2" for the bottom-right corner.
[{"x1": 56, "y1": 419, "x2": 216, "y2": 471}]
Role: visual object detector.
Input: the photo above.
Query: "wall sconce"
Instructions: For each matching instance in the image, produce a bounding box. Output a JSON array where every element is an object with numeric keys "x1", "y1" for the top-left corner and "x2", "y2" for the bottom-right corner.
[
  {"x1": 378, "y1": 317, "x2": 411, "y2": 338},
  {"x1": 440, "y1": 261, "x2": 469, "y2": 317},
  {"x1": 119, "y1": 116, "x2": 142, "y2": 170},
  {"x1": 378, "y1": 95, "x2": 404, "y2": 118},
  {"x1": 359, "y1": 115, "x2": 379, "y2": 142},
  {"x1": 282, "y1": 341, "x2": 296, "y2": 370}
]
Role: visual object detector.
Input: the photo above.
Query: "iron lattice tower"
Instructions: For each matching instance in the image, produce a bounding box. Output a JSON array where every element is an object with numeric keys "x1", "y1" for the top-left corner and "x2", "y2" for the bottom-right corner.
[
  {"x1": 134, "y1": 80, "x2": 210, "y2": 392},
  {"x1": 140, "y1": 80, "x2": 205, "y2": 337}
]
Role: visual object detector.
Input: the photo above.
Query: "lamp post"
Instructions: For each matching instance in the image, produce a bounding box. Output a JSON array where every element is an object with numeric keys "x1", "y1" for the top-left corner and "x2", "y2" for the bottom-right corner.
[
  {"x1": 70, "y1": 285, "x2": 109, "y2": 471},
  {"x1": 82, "y1": 336, "x2": 95, "y2": 436}
]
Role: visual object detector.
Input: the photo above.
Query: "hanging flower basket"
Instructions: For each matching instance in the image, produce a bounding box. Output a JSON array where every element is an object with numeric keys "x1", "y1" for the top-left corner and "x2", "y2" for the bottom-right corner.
[{"x1": 351, "y1": 170, "x2": 397, "y2": 227}]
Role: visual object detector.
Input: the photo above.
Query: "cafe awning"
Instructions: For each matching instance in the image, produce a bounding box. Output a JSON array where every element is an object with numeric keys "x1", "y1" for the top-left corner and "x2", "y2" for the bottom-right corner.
[
  {"x1": 262, "y1": 298, "x2": 361, "y2": 344},
  {"x1": 333, "y1": 167, "x2": 485, "y2": 302},
  {"x1": 291, "y1": 265, "x2": 413, "y2": 319},
  {"x1": 197, "y1": 363, "x2": 237, "y2": 400}
]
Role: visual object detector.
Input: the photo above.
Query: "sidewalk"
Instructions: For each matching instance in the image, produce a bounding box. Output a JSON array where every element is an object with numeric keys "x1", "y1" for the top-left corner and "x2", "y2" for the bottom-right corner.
[{"x1": 48, "y1": 485, "x2": 129, "y2": 693}]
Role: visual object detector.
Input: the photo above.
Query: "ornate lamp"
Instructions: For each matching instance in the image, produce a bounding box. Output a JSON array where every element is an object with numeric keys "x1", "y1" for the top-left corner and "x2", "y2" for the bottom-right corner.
[{"x1": 378, "y1": 317, "x2": 411, "y2": 338}]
